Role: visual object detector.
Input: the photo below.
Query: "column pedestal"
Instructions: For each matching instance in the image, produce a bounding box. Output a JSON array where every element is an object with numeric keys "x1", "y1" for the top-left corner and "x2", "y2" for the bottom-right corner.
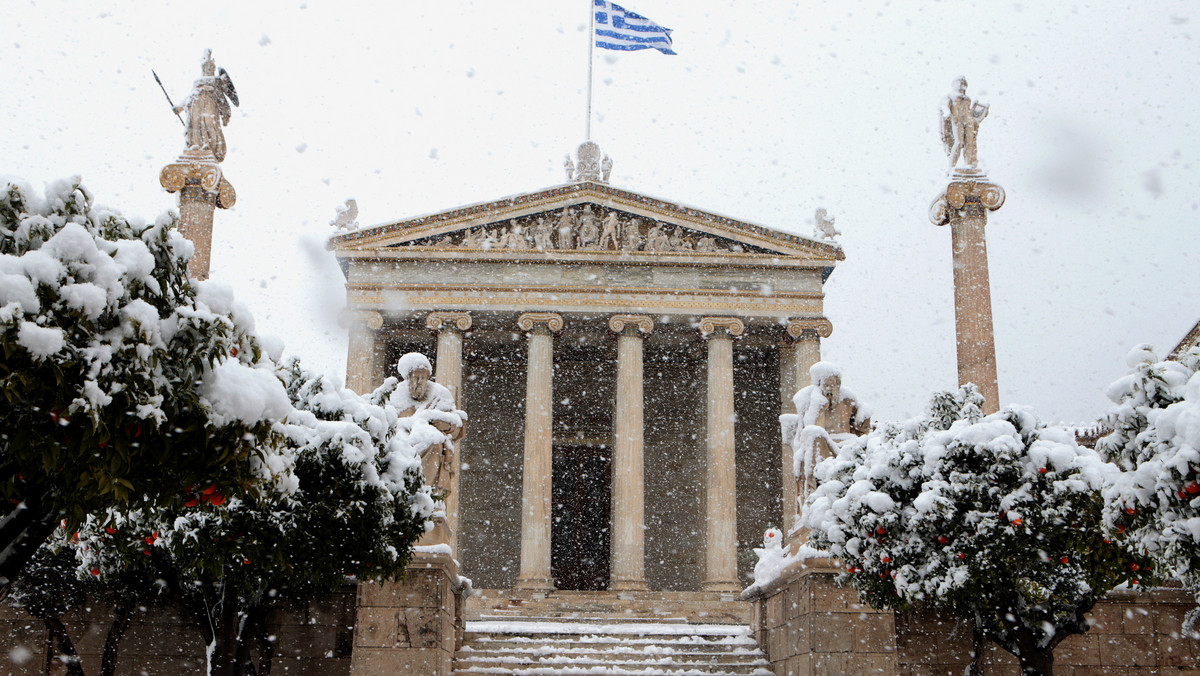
[{"x1": 515, "y1": 312, "x2": 563, "y2": 593}]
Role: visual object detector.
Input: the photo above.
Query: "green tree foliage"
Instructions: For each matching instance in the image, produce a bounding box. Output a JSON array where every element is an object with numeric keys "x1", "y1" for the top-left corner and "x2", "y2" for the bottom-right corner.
[
  {"x1": 0, "y1": 177, "x2": 286, "y2": 596},
  {"x1": 1100, "y1": 345, "x2": 1200, "y2": 630},
  {"x1": 805, "y1": 386, "x2": 1148, "y2": 676},
  {"x1": 69, "y1": 360, "x2": 441, "y2": 675}
]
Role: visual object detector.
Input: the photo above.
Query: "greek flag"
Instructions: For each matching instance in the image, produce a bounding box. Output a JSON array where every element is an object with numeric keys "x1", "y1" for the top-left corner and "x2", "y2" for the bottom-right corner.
[{"x1": 594, "y1": 1, "x2": 676, "y2": 55}]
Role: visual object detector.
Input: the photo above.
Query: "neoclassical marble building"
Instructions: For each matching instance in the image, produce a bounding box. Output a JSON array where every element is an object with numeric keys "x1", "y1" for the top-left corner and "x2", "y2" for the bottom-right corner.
[{"x1": 329, "y1": 155, "x2": 842, "y2": 595}]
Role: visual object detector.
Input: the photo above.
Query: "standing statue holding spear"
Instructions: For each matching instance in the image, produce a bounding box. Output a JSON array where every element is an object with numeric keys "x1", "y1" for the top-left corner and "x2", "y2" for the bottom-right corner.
[{"x1": 155, "y1": 49, "x2": 239, "y2": 162}]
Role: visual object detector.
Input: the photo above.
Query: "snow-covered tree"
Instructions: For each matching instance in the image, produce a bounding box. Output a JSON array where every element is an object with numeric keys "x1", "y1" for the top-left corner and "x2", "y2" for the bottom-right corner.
[
  {"x1": 1100, "y1": 344, "x2": 1200, "y2": 628},
  {"x1": 0, "y1": 178, "x2": 293, "y2": 596},
  {"x1": 69, "y1": 358, "x2": 442, "y2": 676},
  {"x1": 805, "y1": 386, "x2": 1146, "y2": 676}
]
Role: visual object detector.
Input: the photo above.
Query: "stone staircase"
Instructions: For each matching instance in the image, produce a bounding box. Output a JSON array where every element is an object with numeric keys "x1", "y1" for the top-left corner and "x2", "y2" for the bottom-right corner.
[{"x1": 452, "y1": 591, "x2": 772, "y2": 675}]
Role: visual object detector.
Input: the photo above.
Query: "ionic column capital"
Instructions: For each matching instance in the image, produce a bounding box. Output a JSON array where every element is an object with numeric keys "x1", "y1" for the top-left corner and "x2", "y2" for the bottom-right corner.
[
  {"x1": 785, "y1": 317, "x2": 833, "y2": 342},
  {"x1": 426, "y1": 311, "x2": 472, "y2": 333},
  {"x1": 699, "y1": 316, "x2": 744, "y2": 340},
  {"x1": 517, "y1": 312, "x2": 564, "y2": 335},
  {"x1": 930, "y1": 178, "x2": 1005, "y2": 226},
  {"x1": 609, "y1": 314, "x2": 654, "y2": 337},
  {"x1": 340, "y1": 309, "x2": 384, "y2": 330}
]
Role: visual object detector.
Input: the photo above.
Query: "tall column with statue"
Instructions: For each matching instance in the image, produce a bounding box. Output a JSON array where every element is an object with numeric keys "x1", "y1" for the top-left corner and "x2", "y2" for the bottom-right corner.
[
  {"x1": 158, "y1": 49, "x2": 239, "y2": 281},
  {"x1": 930, "y1": 77, "x2": 1005, "y2": 414}
]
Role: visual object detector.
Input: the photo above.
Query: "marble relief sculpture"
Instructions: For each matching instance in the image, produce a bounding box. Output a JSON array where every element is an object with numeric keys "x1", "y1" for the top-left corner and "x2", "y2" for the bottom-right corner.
[
  {"x1": 598, "y1": 212, "x2": 621, "y2": 250},
  {"x1": 556, "y1": 208, "x2": 576, "y2": 250},
  {"x1": 622, "y1": 218, "x2": 643, "y2": 251},
  {"x1": 577, "y1": 205, "x2": 599, "y2": 248},
  {"x1": 430, "y1": 206, "x2": 740, "y2": 253},
  {"x1": 532, "y1": 217, "x2": 555, "y2": 250}
]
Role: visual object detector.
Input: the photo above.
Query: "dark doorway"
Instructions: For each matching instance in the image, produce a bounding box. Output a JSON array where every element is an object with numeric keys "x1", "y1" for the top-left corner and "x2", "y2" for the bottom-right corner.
[{"x1": 551, "y1": 445, "x2": 611, "y2": 590}]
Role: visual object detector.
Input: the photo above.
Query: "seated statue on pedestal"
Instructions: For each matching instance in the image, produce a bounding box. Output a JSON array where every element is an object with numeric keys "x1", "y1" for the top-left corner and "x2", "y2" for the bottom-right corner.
[
  {"x1": 784, "y1": 362, "x2": 871, "y2": 518},
  {"x1": 388, "y1": 353, "x2": 465, "y2": 499}
]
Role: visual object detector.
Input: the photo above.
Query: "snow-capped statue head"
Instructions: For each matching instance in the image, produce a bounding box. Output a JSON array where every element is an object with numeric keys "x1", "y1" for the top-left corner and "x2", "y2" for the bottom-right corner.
[
  {"x1": 810, "y1": 361, "x2": 843, "y2": 401},
  {"x1": 396, "y1": 352, "x2": 433, "y2": 401}
]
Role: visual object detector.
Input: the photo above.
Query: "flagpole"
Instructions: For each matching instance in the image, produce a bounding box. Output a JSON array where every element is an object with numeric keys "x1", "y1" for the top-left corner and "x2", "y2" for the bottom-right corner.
[{"x1": 586, "y1": 0, "x2": 595, "y2": 141}]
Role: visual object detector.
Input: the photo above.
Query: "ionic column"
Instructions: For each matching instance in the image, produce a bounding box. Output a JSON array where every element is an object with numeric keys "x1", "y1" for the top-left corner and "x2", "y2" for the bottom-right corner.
[
  {"x1": 931, "y1": 175, "x2": 1005, "y2": 414},
  {"x1": 426, "y1": 311, "x2": 472, "y2": 553},
  {"x1": 608, "y1": 314, "x2": 654, "y2": 592},
  {"x1": 699, "y1": 316, "x2": 744, "y2": 593},
  {"x1": 342, "y1": 310, "x2": 384, "y2": 395},
  {"x1": 159, "y1": 148, "x2": 236, "y2": 281},
  {"x1": 782, "y1": 317, "x2": 833, "y2": 539},
  {"x1": 516, "y1": 312, "x2": 563, "y2": 593}
]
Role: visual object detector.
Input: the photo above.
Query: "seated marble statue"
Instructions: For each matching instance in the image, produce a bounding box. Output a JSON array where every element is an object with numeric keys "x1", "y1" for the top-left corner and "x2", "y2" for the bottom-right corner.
[
  {"x1": 388, "y1": 353, "x2": 465, "y2": 496},
  {"x1": 784, "y1": 362, "x2": 871, "y2": 507}
]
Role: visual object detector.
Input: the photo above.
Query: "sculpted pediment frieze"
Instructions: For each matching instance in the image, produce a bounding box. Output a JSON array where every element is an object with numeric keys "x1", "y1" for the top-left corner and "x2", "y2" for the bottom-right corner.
[
  {"x1": 328, "y1": 182, "x2": 843, "y2": 262},
  {"x1": 390, "y1": 205, "x2": 770, "y2": 255}
]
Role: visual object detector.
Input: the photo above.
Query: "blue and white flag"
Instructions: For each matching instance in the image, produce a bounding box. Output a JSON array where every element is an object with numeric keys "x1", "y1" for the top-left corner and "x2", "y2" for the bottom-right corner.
[{"x1": 594, "y1": 1, "x2": 676, "y2": 55}]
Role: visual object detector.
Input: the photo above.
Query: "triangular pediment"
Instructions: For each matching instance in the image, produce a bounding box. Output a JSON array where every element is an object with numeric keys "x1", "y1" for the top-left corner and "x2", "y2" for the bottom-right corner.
[{"x1": 327, "y1": 182, "x2": 843, "y2": 262}]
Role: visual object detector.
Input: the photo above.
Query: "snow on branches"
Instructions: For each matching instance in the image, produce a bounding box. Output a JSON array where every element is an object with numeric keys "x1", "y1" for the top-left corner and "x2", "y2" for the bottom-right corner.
[
  {"x1": 1100, "y1": 344, "x2": 1200, "y2": 626},
  {"x1": 803, "y1": 385, "x2": 1146, "y2": 672},
  {"x1": 0, "y1": 177, "x2": 303, "y2": 594}
]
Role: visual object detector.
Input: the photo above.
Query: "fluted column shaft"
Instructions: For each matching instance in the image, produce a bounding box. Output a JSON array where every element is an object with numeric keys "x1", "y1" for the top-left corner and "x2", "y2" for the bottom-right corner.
[
  {"x1": 427, "y1": 311, "x2": 472, "y2": 554},
  {"x1": 344, "y1": 310, "x2": 384, "y2": 395},
  {"x1": 933, "y1": 177, "x2": 1006, "y2": 415},
  {"x1": 516, "y1": 313, "x2": 562, "y2": 592},
  {"x1": 609, "y1": 315, "x2": 653, "y2": 591},
  {"x1": 950, "y1": 210, "x2": 999, "y2": 413},
  {"x1": 700, "y1": 317, "x2": 743, "y2": 593}
]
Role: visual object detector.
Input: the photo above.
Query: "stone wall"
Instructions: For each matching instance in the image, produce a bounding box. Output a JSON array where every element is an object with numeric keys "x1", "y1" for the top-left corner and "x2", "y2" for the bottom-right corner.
[
  {"x1": 351, "y1": 551, "x2": 467, "y2": 676},
  {"x1": 750, "y1": 565, "x2": 897, "y2": 674},
  {"x1": 749, "y1": 563, "x2": 1200, "y2": 676},
  {"x1": 0, "y1": 586, "x2": 356, "y2": 675}
]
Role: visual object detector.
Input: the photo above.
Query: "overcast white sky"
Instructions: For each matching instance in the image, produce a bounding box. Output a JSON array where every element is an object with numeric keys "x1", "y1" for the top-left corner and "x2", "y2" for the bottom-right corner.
[{"x1": 5, "y1": 1, "x2": 1198, "y2": 423}]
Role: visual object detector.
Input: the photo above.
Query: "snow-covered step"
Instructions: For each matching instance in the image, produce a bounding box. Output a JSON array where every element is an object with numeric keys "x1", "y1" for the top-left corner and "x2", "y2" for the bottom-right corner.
[
  {"x1": 452, "y1": 620, "x2": 772, "y2": 676},
  {"x1": 478, "y1": 612, "x2": 691, "y2": 624}
]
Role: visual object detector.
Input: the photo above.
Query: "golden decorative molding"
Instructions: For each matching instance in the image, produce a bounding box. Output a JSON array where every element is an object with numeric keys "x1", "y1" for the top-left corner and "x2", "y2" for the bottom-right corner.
[
  {"x1": 339, "y1": 309, "x2": 383, "y2": 330},
  {"x1": 425, "y1": 311, "x2": 472, "y2": 333},
  {"x1": 608, "y1": 314, "x2": 654, "y2": 336},
  {"x1": 347, "y1": 283, "x2": 821, "y2": 301},
  {"x1": 517, "y1": 312, "x2": 564, "y2": 334},
  {"x1": 785, "y1": 317, "x2": 833, "y2": 341},
  {"x1": 348, "y1": 289, "x2": 820, "y2": 315},
  {"x1": 699, "y1": 317, "x2": 745, "y2": 339}
]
